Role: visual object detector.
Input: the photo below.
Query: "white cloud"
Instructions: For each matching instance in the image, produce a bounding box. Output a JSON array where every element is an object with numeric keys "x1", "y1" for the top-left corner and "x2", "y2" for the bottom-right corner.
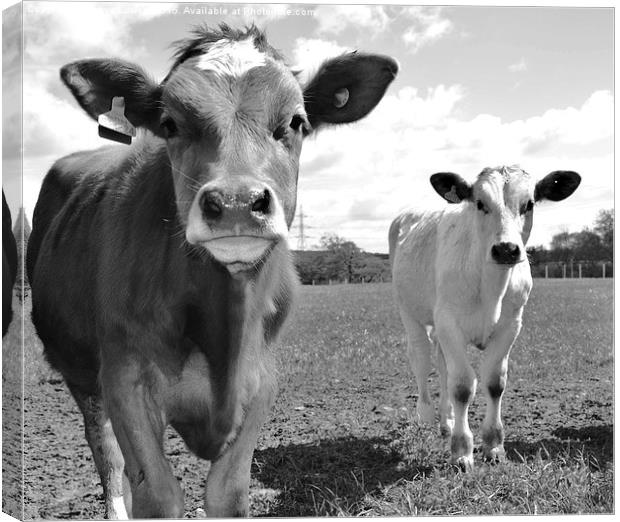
[
  {"x1": 508, "y1": 58, "x2": 528, "y2": 73},
  {"x1": 23, "y1": 1, "x2": 175, "y2": 62},
  {"x1": 290, "y1": 37, "x2": 351, "y2": 87},
  {"x1": 401, "y1": 7, "x2": 454, "y2": 54},
  {"x1": 313, "y1": 6, "x2": 390, "y2": 37},
  {"x1": 293, "y1": 88, "x2": 613, "y2": 252},
  {"x1": 311, "y1": 5, "x2": 454, "y2": 54}
]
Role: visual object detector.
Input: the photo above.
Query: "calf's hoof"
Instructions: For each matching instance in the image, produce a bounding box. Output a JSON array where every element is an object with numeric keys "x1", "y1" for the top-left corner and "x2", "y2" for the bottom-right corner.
[
  {"x1": 451, "y1": 454, "x2": 474, "y2": 472},
  {"x1": 482, "y1": 445, "x2": 506, "y2": 464}
]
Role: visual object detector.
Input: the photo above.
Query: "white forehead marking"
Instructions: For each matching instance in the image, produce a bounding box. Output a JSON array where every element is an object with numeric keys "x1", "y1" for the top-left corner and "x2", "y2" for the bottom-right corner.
[{"x1": 190, "y1": 37, "x2": 267, "y2": 78}]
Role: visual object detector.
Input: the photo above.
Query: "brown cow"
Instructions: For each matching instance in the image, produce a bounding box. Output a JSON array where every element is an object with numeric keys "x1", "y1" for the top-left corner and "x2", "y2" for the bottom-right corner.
[{"x1": 26, "y1": 24, "x2": 397, "y2": 518}]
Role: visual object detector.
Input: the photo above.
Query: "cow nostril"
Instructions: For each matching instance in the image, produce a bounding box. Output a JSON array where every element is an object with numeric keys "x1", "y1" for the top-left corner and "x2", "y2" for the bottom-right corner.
[
  {"x1": 200, "y1": 192, "x2": 222, "y2": 220},
  {"x1": 491, "y1": 242, "x2": 521, "y2": 263},
  {"x1": 251, "y1": 189, "x2": 271, "y2": 215}
]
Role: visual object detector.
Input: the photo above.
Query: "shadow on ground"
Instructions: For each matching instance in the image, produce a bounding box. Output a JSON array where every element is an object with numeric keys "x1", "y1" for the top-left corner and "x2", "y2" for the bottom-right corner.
[
  {"x1": 253, "y1": 435, "x2": 430, "y2": 516},
  {"x1": 505, "y1": 424, "x2": 613, "y2": 471}
]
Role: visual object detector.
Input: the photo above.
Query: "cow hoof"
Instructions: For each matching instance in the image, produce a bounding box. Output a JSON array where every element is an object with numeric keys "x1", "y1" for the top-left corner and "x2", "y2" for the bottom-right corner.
[
  {"x1": 482, "y1": 446, "x2": 506, "y2": 464},
  {"x1": 440, "y1": 423, "x2": 453, "y2": 438},
  {"x1": 451, "y1": 455, "x2": 474, "y2": 472}
]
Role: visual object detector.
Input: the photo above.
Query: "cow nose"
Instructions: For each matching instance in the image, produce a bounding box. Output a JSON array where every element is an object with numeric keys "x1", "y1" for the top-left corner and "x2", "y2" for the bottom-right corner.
[
  {"x1": 491, "y1": 242, "x2": 521, "y2": 264},
  {"x1": 199, "y1": 187, "x2": 274, "y2": 225},
  {"x1": 200, "y1": 190, "x2": 223, "y2": 221},
  {"x1": 250, "y1": 189, "x2": 272, "y2": 216}
]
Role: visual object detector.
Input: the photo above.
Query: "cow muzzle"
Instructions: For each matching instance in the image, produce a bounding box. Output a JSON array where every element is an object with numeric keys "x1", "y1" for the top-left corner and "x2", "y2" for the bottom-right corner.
[
  {"x1": 490, "y1": 242, "x2": 524, "y2": 266},
  {"x1": 185, "y1": 183, "x2": 287, "y2": 272}
]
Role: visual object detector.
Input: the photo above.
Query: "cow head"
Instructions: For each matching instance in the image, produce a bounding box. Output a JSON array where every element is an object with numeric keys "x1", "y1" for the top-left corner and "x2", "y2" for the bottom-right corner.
[
  {"x1": 430, "y1": 166, "x2": 581, "y2": 266},
  {"x1": 60, "y1": 24, "x2": 398, "y2": 273}
]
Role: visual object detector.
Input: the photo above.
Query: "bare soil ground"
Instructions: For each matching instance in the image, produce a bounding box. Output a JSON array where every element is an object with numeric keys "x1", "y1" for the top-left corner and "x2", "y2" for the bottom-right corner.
[{"x1": 2, "y1": 279, "x2": 613, "y2": 518}]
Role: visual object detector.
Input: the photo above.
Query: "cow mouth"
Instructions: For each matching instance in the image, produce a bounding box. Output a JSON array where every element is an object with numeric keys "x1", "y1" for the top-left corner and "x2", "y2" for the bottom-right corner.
[
  {"x1": 202, "y1": 235, "x2": 277, "y2": 270},
  {"x1": 492, "y1": 258, "x2": 528, "y2": 267}
]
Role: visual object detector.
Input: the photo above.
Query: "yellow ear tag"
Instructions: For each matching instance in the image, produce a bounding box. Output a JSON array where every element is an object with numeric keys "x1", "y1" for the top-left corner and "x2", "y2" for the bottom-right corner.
[{"x1": 98, "y1": 97, "x2": 136, "y2": 145}]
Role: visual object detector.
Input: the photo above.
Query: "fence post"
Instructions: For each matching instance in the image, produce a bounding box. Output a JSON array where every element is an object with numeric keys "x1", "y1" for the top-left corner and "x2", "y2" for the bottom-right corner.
[
  {"x1": 562, "y1": 264, "x2": 566, "y2": 279},
  {"x1": 578, "y1": 264, "x2": 582, "y2": 279},
  {"x1": 602, "y1": 263, "x2": 606, "y2": 279},
  {"x1": 545, "y1": 264, "x2": 548, "y2": 279}
]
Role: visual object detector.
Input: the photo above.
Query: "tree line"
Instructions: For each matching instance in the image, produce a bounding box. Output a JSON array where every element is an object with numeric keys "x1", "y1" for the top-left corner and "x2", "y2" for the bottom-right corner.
[
  {"x1": 294, "y1": 209, "x2": 613, "y2": 284},
  {"x1": 293, "y1": 234, "x2": 391, "y2": 285},
  {"x1": 527, "y1": 209, "x2": 612, "y2": 278}
]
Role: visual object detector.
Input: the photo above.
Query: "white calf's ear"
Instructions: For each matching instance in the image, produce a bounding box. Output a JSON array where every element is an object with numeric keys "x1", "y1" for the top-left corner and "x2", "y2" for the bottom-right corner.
[
  {"x1": 301, "y1": 52, "x2": 398, "y2": 130},
  {"x1": 534, "y1": 171, "x2": 581, "y2": 202},
  {"x1": 430, "y1": 172, "x2": 472, "y2": 204},
  {"x1": 60, "y1": 59, "x2": 163, "y2": 137}
]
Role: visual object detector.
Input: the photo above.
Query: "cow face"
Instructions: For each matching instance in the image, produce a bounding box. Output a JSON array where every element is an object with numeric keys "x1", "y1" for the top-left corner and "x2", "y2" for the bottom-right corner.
[
  {"x1": 60, "y1": 26, "x2": 398, "y2": 273},
  {"x1": 430, "y1": 166, "x2": 581, "y2": 266}
]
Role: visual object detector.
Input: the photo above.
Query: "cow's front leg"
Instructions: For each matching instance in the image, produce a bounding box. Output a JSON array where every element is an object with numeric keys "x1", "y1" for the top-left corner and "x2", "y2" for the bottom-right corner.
[
  {"x1": 480, "y1": 311, "x2": 523, "y2": 463},
  {"x1": 102, "y1": 361, "x2": 183, "y2": 519},
  {"x1": 435, "y1": 317, "x2": 476, "y2": 471},
  {"x1": 204, "y1": 375, "x2": 276, "y2": 517},
  {"x1": 435, "y1": 339, "x2": 454, "y2": 438},
  {"x1": 67, "y1": 384, "x2": 128, "y2": 519}
]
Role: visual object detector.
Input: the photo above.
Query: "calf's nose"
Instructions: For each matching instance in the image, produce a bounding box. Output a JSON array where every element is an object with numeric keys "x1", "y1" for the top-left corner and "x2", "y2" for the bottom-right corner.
[
  {"x1": 491, "y1": 242, "x2": 521, "y2": 265},
  {"x1": 199, "y1": 187, "x2": 274, "y2": 226}
]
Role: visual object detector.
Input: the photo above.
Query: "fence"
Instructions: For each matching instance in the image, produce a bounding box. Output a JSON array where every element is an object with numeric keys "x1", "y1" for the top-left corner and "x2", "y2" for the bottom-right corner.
[{"x1": 530, "y1": 260, "x2": 613, "y2": 279}]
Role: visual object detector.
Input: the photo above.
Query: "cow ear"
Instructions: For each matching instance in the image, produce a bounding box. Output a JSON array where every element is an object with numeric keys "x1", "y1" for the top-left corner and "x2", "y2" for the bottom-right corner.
[
  {"x1": 430, "y1": 172, "x2": 472, "y2": 204},
  {"x1": 60, "y1": 59, "x2": 163, "y2": 136},
  {"x1": 302, "y1": 52, "x2": 398, "y2": 130},
  {"x1": 534, "y1": 171, "x2": 581, "y2": 202}
]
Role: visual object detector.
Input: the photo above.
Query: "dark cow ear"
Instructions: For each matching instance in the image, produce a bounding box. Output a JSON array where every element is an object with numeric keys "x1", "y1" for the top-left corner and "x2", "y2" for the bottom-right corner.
[
  {"x1": 302, "y1": 52, "x2": 398, "y2": 130},
  {"x1": 534, "y1": 171, "x2": 581, "y2": 202},
  {"x1": 430, "y1": 172, "x2": 472, "y2": 204},
  {"x1": 60, "y1": 59, "x2": 163, "y2": 135}
]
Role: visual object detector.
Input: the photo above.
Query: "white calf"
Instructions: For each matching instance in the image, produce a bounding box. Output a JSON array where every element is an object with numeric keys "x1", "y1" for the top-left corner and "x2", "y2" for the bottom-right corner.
[{"x1": 389, "y1": 165, "x2": 580, "y2": 471}]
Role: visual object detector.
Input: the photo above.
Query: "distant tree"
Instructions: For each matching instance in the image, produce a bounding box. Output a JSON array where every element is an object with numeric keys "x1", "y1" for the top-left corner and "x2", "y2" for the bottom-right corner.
[
  {"x1": 593, "y1": 209, "x2": 613, "y2": 258},
  {"x1": 319, "y1": 234, "x2": 362, "y2": 282},
  {"x1": 571, "y1": 230, "x2": 604, "y2": 261}
]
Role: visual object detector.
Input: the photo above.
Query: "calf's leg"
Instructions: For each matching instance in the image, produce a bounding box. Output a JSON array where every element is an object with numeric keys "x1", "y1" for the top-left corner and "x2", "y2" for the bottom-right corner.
[
  {"x1": 204, "y1": 377, "x2": 275, "y2": 517},
  {"x1": 68, "y1": 385, "x2": 128, "y2": 520},
  {"x1": 400, "y1": 315, "x2": 435, "y2": 425},
  {"x1": 480, "y1": 312, "x2": 522, "y2": 463},
  {"x1": 435, "y1": 317, "x2": 476, "y2": 471},
  {"x1": 435, "y1": 339, "x2": 454, "y2": 438},
  {"x1": 102, "y1": 366, "x2": 183, "y2": 519}
]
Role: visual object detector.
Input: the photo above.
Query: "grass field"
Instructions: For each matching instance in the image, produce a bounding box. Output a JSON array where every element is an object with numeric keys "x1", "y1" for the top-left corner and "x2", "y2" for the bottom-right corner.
[{"x1": 1, "y1": 278, "x2": 614, "y2": 518}]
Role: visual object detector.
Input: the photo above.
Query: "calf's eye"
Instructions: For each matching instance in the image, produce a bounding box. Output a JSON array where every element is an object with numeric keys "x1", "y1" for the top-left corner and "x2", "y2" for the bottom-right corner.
[
  {"x1": 272, "y1": 126, "x2": 286, "y2": 141},
  {"x1": 476, "y1": 200, "x2": 489, "y2": 214},
  {"x1": 290, "y1": 114, "x2": 306, "y2": 132}
]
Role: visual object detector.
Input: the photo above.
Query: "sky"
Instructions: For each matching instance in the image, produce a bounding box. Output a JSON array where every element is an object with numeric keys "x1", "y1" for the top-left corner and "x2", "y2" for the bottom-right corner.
[{"x1": 1, "y1": 1, "x2": 614, "y2": 253}]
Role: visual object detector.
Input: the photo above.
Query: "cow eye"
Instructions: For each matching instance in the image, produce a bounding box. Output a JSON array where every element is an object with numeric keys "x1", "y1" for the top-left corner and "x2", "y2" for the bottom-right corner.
[
  {"x1": 160, "y1": 117, "x2": 178, "y2": 138},
  {"x1": 476, "y1": 200, "x2": 489, "y2": 214},
  {"x1": 520, "y1": 200, "x2": 534, "y2": 215},
  {"x1": 272, "y1": 125, "x2": 286, "y2": 141},
  {"x1": 290, "y1": 114, "x2": 306, "y2": 133}
]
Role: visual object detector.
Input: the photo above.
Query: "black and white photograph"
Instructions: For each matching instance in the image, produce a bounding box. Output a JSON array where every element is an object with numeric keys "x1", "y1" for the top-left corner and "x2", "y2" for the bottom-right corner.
[{"x1": 1, "y1": 1, "x2": 614, "y2": 519}]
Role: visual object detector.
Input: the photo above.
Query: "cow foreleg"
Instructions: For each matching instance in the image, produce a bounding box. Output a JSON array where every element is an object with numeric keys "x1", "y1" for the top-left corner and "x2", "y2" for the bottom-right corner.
[
  {"x1": 435, "y1": 318, "x2": 477, "y2": 471},
  {"x1": 204, "y1": 376, "x2": 276, "y2": 517},
  {"x1": 103, "y1": 376, "x2": 183, "y2": 519},
  {"x1": 68, "y1": 385, "x2": 128, "y2": 520},
  {"x1": 400, "y1": 316, "x2": 435, "y2": 425},
  {"x1": 435, "y1": 339, "x2": 454, "y2": 438},
  {"x1": 480, "y1": 312, "x2": 522, "y2": 463}
]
